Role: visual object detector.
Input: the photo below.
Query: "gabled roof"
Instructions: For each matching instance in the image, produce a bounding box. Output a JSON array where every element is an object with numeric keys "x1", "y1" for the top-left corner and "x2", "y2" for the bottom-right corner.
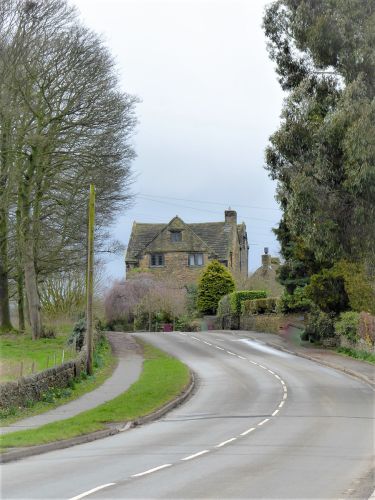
[{"x1": 126, "y1": 216, "x2": 245, "y2": 262}]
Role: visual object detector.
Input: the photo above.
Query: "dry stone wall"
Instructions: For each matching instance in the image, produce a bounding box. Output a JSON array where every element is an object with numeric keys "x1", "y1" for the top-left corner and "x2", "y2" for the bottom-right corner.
[{"x1": 0, "y1": 350, "x2": 86, "y2": 410}]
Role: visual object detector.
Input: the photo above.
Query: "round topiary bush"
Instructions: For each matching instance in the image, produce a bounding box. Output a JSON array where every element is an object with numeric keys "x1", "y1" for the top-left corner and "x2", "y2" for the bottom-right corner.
[{"x1": 197, "y1": 260, "x2": 235, "y2": 314}]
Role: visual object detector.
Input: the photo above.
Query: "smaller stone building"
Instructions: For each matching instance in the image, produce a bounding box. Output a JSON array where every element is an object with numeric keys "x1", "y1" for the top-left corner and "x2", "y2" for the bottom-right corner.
[{"x1": 125, "y1": 210, "x2": 249, "y2": 286}]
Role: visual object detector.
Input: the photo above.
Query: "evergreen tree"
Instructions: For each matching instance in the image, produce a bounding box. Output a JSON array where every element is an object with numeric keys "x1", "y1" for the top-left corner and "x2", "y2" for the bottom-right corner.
[{"x1": 197, "y1": 261, "x2": 235, "y2": 315}]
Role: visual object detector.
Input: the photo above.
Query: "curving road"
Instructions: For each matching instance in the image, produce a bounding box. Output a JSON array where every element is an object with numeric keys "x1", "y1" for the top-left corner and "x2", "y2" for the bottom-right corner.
[{"x1": 2, "y1": 331, "x2": 374, "y2": 499}]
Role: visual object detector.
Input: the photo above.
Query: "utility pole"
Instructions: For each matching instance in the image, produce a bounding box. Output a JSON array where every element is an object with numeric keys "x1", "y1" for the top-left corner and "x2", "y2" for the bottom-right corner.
[{"x1": 86, "y1": 184, "x2": 95, "y2": 375}]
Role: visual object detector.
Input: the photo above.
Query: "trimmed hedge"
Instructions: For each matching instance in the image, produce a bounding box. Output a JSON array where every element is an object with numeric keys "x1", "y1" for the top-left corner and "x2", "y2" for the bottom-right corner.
[
  {"x1": 242, "y1": 297, "x2": 277, "y2": 315},
  {"x1": 217, "y1": 290, "x2": 267, "y2": 317}
]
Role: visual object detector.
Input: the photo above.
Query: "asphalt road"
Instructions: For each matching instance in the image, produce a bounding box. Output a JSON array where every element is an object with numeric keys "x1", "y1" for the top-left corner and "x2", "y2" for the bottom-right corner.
[{"x1": 1, "y1": 331, "x2": 374, "y2": 499}]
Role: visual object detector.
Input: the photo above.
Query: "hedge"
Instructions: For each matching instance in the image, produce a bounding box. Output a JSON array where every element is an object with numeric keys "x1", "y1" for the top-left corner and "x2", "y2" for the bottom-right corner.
[
  {"x1": 242, "y1": 297, "x2": 277, "y2": 315},
  {"x1": 217, "y1": 290, "x2": 267, "y2": 317}
]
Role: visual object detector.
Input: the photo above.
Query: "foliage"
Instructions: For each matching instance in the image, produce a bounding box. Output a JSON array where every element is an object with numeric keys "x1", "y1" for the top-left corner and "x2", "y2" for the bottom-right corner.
[
  {"x1": 197, "y1": 260, "x2": 235, "y2": 314},
  {"x1": 242, "y1": 298, "x2": 277, "y2": 315},
  {"x1": 263, "y1": 0, "x2": 375, "y2": 297},
  {"x1": 334, "y1": 312, "x2": 360, "y2": 343},
  {"x1": 358, "y1": 312, "x2": 375, "y2": 348},
  {"x1": 185, "y1": 284, "x2": 198, "y2": 315},
  {"x1": 278, "y1": 286, "x2": 312, "y2": 313},
  {"x1": 334, "y1": 261, "x2": 375, "y2": 314},
  {"x1": 229, "y1": 290, "x2": 267, "y2": 315},
  {"x1": 304, "y1": 309, "x2": 336, "y2": 341},
  {"x1": 0, "y1": 342, "x2": 190, "y2": 449},
  {"x1": 305, "y1": 268, "x2": 349, "y2": 313},
  {"x1": 67, "y1": 319, "x2": 86, "y2": 351}
]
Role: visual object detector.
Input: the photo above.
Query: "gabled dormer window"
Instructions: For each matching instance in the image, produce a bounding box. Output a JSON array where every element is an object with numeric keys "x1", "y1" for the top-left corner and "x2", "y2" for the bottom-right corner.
[
  {"x1": 170, "y1": 230, "x2": 182, "y2": 242},
  {"x1": 150, "y1": 254, "x2": 164, "y2": 267}
]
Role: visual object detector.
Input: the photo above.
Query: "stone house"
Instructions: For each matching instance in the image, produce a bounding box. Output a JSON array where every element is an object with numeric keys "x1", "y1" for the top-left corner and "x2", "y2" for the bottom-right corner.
[{"x1": 125, "y1": 210, "x2": 249, "y2": 286}]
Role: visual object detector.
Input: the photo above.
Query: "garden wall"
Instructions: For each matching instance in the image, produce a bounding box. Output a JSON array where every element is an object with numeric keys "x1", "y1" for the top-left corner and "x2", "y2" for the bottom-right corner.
[{"x1": 0, "y1": 350, "x2": 86, "y2": 410}]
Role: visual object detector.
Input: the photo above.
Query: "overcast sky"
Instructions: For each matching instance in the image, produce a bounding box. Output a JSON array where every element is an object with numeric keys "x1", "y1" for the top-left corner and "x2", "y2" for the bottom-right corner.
[{"x1": 71, "y1": 0, "x2": 285, "y2": 278}]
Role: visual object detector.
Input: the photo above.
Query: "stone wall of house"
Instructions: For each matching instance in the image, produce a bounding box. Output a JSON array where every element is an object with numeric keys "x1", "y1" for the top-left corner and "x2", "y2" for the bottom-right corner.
[
  {"x1": 138, "y1": 251, "x2": 208, "y2": 287},
  {"x1": 0, "y1": 350, "x2": 86, "y2": 410}
]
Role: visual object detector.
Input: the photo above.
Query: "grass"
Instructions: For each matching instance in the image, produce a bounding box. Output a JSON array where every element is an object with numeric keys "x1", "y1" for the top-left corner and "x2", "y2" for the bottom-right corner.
[
  {"x1": 336, "y1": 346, "x2": 375, "y2": 364},
  {"x1": 0, "y1": 342, "x2": 190, "y2": 450},
  {"x1": 0, "y1": 336, "x2": 115, "y2": 425},
  {"x1": 0, "y1": 323, "x2": 76, "y2": 382}
]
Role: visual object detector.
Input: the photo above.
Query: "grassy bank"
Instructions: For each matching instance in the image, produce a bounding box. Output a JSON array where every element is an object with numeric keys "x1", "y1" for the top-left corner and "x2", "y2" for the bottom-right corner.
[
  {"x1": 0, "y1": 336, "x2": 115, "y2": 424},
  {"x1": 336, "y1": 346, "x2": 375, "y2": 364},
  {"x1": 0, "y1": 323, "x2": 75, "y2": 382},
  {"x1": 0, "y1": 342, "x2": 190, "y2": 450}
]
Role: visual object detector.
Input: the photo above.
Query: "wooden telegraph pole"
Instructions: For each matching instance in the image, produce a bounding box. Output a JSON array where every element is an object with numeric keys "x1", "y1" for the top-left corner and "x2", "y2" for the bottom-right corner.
[{"x1": 86, "y1": 184, "x2": 95, "y2": 375}]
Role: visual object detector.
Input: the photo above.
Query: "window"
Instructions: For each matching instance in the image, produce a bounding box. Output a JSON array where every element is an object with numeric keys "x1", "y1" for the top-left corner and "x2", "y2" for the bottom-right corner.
[
  {"x1": 150, "y1": 254, "x2": 164, "y2": 267},
  {"x1": 188, "y1": 253, "x2": 203, "y2": 266},
  {"x1": 170, "y1": 231, "x2": 182, "y2": 242}
]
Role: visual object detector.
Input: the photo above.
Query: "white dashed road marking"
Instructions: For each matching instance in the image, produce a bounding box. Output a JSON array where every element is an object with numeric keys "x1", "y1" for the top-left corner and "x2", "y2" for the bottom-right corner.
[
  {"x1": 69, "y1": 483, "x2": 116, "y2": 500},
  {"x1": 216, "y1": 438, "x2": 237, "y2": 447},
  {"x1": 258, "y1": 418, "x2": 270, "y2": 426},
  {"x1": 132, "y1": 464, "x2": 172, "y2": 477},
  {"x1": 240, "y1": 427, "x2": 256, "y2": 436},
  {"x1": 181, "y1": 450, "x2": 210, "y2": 461}
]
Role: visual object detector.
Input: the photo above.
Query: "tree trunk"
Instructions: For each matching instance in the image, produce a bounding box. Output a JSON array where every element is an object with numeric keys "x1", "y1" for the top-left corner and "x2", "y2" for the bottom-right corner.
[
  {"x1": 0, "y1": 210, "x2": 12, "y2": 330},
  {"x1": 19, "y1": 158, "x2": 43, "y2": 340},
  {"x1": 16, "y1": 193, "x2": 25, "y2": 331}
]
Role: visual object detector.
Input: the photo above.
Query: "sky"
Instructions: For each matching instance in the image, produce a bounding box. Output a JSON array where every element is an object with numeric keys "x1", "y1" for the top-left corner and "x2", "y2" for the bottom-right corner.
[{"x1": 70, "y1": 0, "x2": 285, "y2": 278}]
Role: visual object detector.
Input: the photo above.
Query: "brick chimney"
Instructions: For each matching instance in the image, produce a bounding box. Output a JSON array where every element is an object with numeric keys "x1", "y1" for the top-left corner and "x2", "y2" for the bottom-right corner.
[
  {"x1": 225, "y1": 209, "x2": 237, "y2": 225},
  {"x1": 262, "y1": 247, "x2": 272, "y2": 268}
]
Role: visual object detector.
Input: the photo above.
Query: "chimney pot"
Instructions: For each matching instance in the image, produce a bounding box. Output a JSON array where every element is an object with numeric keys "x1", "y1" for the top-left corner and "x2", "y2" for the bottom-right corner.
[{"x1": 225, "y1": 210, "x2": 237, "y2": 225}]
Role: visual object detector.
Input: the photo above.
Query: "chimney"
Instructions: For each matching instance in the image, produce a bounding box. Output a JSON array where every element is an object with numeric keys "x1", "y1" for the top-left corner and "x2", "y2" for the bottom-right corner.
[
  {"x1": 225, "y1": 209, "x2": 237, "y2": 225},
  {"x1": 262, "y1": 247, "x2": 272, "y2": 268}
]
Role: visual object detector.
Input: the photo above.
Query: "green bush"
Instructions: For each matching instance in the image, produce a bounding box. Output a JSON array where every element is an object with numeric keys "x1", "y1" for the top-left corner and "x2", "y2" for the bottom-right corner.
[
  {"x1": 278, "y1": 286, "x2": 312, "y2": 313},
  {"x1": 305, "y1": 268, "x2": 349, "y2": 313},
  {"x1": 242, "y1": 297, "x2": 277, "y2": 315},
  {"x1": 334, "y1": 261, "x2": 375, "y2": 314},
  {"x1": 217, "y1": 290, "x2": 267, "y2": 317},
  {"x1": 197, "y1": 260, "x2": 235, "y2": 314},
  {"x1": 335, "y1": 311, "x2": 360, "y2": 343},
  {"x1": 67, "y1": 318, "x2": 86, "y2": 350},
  {"x1": 305, "y1": 309, "x2": 335, "y2": 341}
]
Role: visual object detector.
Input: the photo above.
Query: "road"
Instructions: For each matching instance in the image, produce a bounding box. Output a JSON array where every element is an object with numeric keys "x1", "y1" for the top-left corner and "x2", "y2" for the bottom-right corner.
[{"x1": 1, "y1": 331, "x2": 374, "y2": 499}]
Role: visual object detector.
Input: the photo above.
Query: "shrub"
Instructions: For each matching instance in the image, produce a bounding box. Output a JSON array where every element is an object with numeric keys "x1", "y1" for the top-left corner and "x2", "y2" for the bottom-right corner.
[
  {"x1": 305, "y1": 309, "x2": 335, "y2": 341},
  {"x1": 197, "y1": 260, "x2": 235, "y2": 314},
  {"x1": 335, "y1": 311, "x2": 360, "y2": 343},
  {"x1": 278, "y1": 286, "x2": 312, "y2": 313},
  {"x1": 67, "y1": 318, "x2": 86, "y2": 351},
  {"x1": 334, "y1": 261, "x2": 375, "y2": 314},
  {"x1": 242, "y1": 297, "x2": 277, "y2": 315},
  {"x1": 305, "y1": 268, "x2": 349, "y2": 313},
  {"x1": 229, "y1": 290, "x2": 267, "y2": 315}
]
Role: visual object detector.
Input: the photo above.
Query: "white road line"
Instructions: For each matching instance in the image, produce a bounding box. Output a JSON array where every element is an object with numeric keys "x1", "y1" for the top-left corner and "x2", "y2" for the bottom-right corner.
[
  {"x1": 237, "y1": 355, "x2": 246, "y2": 360},
  {"x1": 258, "y1": 364, "x2": 267, "y2": 369},
  {"x1": 283, "y1": 393, "x2": 287, "y2": 400},
  {"x1": 278, "y1": 401, "x2": 285, "y2": 408},
  {"x1": 272, "y1": 409, "x2": 279, "y2": 416},
  {"x1": 191, "y1": 336, "x2": 200, "y2": 341},
  {"x1": 216, "y1": 438, "x2": 237, "y2": 447},
  {"x1": 69, "y1": 483, "x2": 116, "y2": 500},
  {"x1": 249, "y1": 360, "x2": 257, "y2": 365},
  {"x1": 181, "y1": 450, "x2": 210, "y2": 461},
  {"x1": 268, "y1": 369, "x2": 275, "y2": 375},
  {"x1": 226, "y1": 351, "x2": 236, "y2": 356},
  {"x1": 283, "y1": 386, "x2": 287, "y2": 392},
  {"x1": 203, "y1": 341, "x2": 212, "y2": 346},
  {"x1": 215, "y1": 346, "x2": 225, "y2": 350},
  {"x1": 178, "y1": 332, "x2": 186, "y2": 336},
  {"x1": 258, "y1": 418, "x2": 270, "y2": 426},
  {"x1": 132, "y1": 464, "x2": 172, "y2": 477},
  {"x1": 240, "y1": 427, "x2": 256, "y2": 436},
  {"x1": 274, "y1": 374, "x2": 281, "y2": 380}
]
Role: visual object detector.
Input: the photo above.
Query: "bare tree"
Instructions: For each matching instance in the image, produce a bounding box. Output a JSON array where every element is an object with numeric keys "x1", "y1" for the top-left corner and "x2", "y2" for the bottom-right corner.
[{"x1": 0, "y1": 0, "x2": 137, "y2": 337}]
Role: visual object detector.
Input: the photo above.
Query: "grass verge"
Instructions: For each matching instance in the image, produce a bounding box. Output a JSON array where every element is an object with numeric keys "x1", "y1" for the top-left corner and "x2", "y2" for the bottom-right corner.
[
  {"x1": 0, "y1": 337, "x2": 115, "y2": 425},
  {"x1": 0, "y1": 342, "x2": 190, "y2": 450},
  {"x1": 336, "y1": 346, "x2": 375, "y2": 364}
]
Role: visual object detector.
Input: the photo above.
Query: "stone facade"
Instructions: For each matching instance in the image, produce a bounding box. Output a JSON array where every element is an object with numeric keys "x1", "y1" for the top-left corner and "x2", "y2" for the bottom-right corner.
[{"x1": 126, "y1": 210, "x2": 249, "y2": 287}]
